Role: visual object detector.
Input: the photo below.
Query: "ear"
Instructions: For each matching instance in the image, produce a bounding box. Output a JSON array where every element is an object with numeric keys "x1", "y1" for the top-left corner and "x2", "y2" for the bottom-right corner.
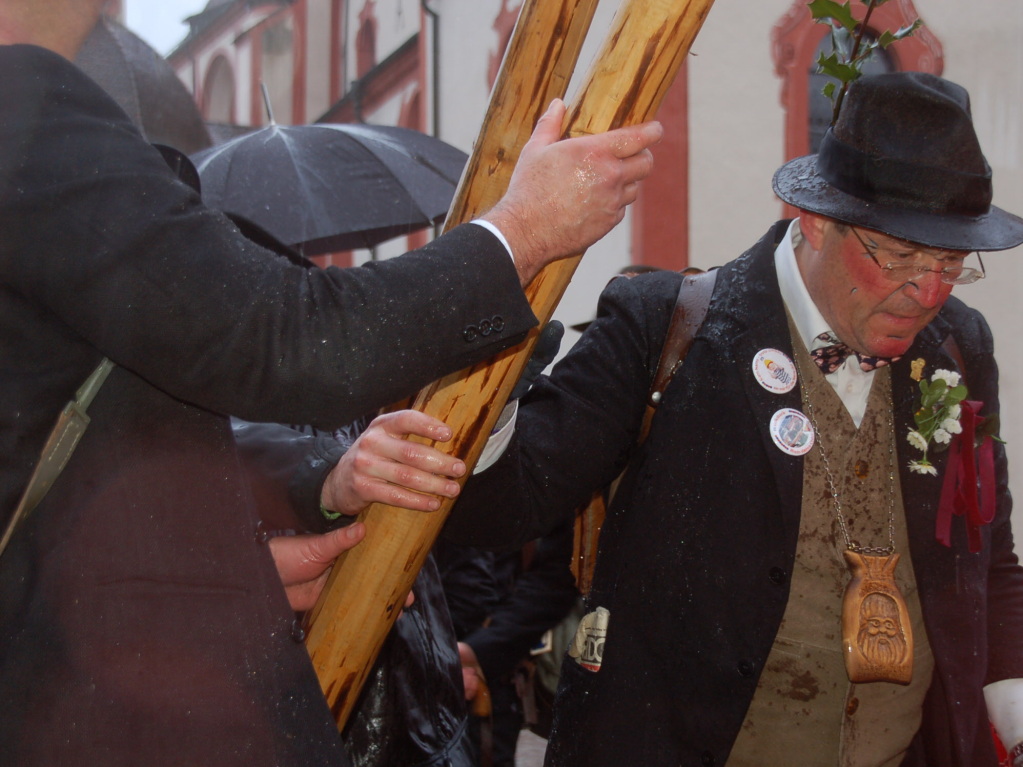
[{"x1": 797, "y1": 209, "x2": 829, "y2": 251}]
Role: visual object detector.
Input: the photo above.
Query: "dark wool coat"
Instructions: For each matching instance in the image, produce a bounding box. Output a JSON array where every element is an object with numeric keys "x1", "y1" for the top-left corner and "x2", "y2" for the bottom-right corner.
[
  {"x1": 449, "y1": 221, "x2": 1023, "y2": 767},
  {"x1": 0, "y1": 44, "x2": 536, "y2": 767}
]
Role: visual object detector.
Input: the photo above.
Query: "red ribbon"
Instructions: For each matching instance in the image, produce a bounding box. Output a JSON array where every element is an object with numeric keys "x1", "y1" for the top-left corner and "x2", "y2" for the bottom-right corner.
[{"x1": 935, "y1": 400, "x2": 996, "y2": 553}]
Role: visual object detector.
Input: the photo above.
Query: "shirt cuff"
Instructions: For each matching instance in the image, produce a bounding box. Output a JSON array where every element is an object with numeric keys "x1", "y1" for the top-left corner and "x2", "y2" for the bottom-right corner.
[
  {"x1": 470, "y1": 219, "x2": 514, "y2": 261},
  {"x1": 474, "y1": 399, "x2": 517, "y2": 474},
  {"x1": 985, "y1": 678, "x2": 1023, "y2": 755}
]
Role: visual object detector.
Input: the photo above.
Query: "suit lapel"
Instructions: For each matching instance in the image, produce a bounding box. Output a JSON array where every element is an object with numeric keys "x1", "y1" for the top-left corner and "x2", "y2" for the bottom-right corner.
[{"x1": 714, "y1": 226, "x2": 806, "y2": 545}]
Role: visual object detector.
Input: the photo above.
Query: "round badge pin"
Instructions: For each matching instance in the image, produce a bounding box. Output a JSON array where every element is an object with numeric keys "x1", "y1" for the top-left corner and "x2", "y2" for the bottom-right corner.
[
  {"x1": 752, "y1": 348, "x2": 797, "y2": 394},
  {"x1": 770, "y1": 408, "x2": 815, "y2": 456}
]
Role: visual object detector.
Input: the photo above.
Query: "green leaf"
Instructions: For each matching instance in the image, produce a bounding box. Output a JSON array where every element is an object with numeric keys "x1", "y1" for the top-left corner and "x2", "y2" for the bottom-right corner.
[
  {"x1": 879, "y1": 20, "x2": 922, "y2": 47},
  {"x1": 822, "y1": 81, "x2": 837, "y2": 99},
  {"x1": 808, "y1": 0, "x2": 858, "y2": 32},
  {"x1": 816, "y1": 51, "x2": 860, "y2": 82},
  {"x1": 944, "y1": 385, "x2": 968, "y2": 406},
  {"x1": 921, "y1": 388, "x2": 945, "y2": 409}
]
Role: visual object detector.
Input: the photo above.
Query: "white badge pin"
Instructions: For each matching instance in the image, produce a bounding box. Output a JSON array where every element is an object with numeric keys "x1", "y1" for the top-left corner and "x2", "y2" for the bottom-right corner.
[
  {"x1": 752, "y1": 348, "x2": 797, "y2": 394},
  {"x1": 770, "y1": 408, "x2": 815, "y2": 456},
  {"x1": 569, "y1": 607, "x2": 610, "y2": 672}
]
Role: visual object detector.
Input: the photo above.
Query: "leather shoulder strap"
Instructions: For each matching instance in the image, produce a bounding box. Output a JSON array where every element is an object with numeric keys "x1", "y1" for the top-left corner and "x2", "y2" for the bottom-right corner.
[
  {"x1": 575, "y1": 269, "x2": 717, "y2": 593},
  {"x1": 638, "y1": 269, "x2": 717, "y2": 443}
]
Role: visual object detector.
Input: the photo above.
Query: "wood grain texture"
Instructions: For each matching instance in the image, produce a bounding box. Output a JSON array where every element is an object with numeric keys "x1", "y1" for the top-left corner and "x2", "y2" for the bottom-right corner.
[{"x1": 304, "y1": 0, "x2": 716, "y2": 728}]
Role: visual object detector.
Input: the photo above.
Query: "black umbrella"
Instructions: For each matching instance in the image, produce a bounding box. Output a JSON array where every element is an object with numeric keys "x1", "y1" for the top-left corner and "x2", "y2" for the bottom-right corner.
[
  {"x1": 190, "y1": 122, "x2": 468, "y2": 254},
  {"x1": 75, "y1": 16, "x2": 212, "y2": 155}
]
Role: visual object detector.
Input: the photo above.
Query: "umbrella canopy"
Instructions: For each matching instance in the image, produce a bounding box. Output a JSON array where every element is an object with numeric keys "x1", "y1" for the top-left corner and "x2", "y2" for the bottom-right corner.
[
  {"x1": 190, "y1": 123, "x2": 468, "y2": 254},
  {"x1": 75, "y1": 16, "x2": 212, "y2": 155}
]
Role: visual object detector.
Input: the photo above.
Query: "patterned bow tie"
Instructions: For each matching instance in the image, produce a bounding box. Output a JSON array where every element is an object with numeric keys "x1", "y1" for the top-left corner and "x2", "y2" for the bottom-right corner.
[{"x1": 810, "y1": 333, "x2": 901, "y2": 374}]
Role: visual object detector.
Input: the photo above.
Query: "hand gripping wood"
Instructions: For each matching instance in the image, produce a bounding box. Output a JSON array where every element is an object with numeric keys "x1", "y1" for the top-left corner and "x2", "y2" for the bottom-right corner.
[{"x1": 304, "y1": 0, "x2": 717, "y2": 728}]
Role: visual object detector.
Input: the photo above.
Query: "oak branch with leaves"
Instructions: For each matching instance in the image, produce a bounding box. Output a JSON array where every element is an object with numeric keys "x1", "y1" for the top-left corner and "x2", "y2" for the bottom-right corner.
[{"x1": 810, "y1": 0, "x2": 922, "y2": 124}]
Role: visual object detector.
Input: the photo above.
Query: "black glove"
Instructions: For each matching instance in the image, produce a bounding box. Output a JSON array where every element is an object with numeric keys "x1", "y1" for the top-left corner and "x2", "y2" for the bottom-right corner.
[{"x1": 511, "y1": 321, "x2": 564, "y2": 400}]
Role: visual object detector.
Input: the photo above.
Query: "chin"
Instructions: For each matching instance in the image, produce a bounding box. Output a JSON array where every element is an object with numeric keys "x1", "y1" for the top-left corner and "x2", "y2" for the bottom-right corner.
[
  {"x1": 877, "y1": 342, "x2": 914, "y2": 359},
  {"x1": 865, "y1": 336, "x2": 915, "y2": 359}
]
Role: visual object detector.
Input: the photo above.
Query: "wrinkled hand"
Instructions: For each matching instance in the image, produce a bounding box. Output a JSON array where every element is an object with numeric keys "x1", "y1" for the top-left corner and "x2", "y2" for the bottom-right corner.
[
  {"x1": 483, "y1": 99, "x2": 662, "y2": 286},
  {"x1": 269, "y1": 524, "x2": 366, "y2": 611},
  {"x1": 320, "y1": 410, "x2": 466, "y2": 518}
]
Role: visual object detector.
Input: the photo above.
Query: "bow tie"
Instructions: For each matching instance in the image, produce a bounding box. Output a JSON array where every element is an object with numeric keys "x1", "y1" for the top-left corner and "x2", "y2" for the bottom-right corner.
[{"x1": 810, "y1": 333, "x2": 900, "y2": 374}]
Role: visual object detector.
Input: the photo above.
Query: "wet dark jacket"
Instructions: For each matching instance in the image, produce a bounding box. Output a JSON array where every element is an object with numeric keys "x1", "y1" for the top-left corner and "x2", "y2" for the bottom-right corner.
[{"x1": 0, "y1": 44, "x2": 535, "y2": 767}]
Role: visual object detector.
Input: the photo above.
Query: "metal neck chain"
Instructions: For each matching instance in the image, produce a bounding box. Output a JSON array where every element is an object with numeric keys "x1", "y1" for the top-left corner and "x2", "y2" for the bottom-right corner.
[{"x1": 798, "y1": 373, "x2": 897, "y2": 557}]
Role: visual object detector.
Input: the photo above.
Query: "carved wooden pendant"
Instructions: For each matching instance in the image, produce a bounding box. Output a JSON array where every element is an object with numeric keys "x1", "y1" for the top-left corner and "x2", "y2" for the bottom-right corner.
[{"x1": 841, "y1": 551, "x2": 914, "y2": 685}]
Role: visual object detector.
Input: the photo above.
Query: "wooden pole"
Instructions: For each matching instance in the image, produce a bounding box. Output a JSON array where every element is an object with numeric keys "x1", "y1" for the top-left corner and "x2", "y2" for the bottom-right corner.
[
  {"x1": 304, "y1": 0, "x2": 601, "y2": 726},
  {"x1": 305, "y1": 0, "x2": 717, "y2": 728}
]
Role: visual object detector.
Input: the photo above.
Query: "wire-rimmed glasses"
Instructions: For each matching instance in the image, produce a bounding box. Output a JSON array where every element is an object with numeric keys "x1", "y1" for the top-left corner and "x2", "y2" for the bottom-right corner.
[{"x1": 849, "y1": 227, "x2": 985, "y2": 286}]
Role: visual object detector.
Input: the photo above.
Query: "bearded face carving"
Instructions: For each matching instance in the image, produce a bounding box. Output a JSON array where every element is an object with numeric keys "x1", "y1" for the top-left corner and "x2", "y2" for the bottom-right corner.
[
  {"x1": 841, "y1": 551, "x2": 914, "y2": 684},
  {"x1": 856, "y1": 592, "x2": 909, "y2": 666}
]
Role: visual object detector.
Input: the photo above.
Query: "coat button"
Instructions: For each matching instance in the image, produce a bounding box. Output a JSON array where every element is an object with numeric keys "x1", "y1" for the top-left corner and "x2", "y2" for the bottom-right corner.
[
  {"x1": 701, "y1": 751, "x2": 716, "y2": 766},
  {"x1": 463, "y1": 325, "x2": 478, "y2": 342},
  {"x1": 492, "y1": 315, "x2": 505, "y2": 332},
  {"x1": 479, "y1": 318, "x2": 493, "y2": 336},
  {"x1": 769, "y1": 567, "x2": 787, "y2": 585},
  {"x1": 290, "y1": 619, "x2": 306, "y2": 643},
  {"x1": 737, "y1": 660, "x2": 755, "y2": 678}
]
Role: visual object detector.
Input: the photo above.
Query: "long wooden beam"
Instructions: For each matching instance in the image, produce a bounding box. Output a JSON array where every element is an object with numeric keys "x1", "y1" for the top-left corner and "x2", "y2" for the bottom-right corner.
[{"x1": 304, "y1": 0, "x2": 716, "y2": 728}]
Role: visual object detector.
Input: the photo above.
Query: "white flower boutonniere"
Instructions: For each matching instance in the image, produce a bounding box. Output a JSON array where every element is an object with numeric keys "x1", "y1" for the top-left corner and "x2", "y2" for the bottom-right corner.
[{"x1": 907, "y1": 368, "x2": 967, "y2": 475}]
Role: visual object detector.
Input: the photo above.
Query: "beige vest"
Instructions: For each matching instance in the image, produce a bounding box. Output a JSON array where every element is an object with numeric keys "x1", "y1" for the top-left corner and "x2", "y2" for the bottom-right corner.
[{"x1": 726, "y1": 335, "x2": 934, "y2": 767}]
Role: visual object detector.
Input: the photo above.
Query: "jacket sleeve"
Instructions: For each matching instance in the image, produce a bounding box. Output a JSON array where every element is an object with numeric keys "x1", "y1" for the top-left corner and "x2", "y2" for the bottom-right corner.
[
  {"x1": 0, "y1": 45, "x2": 537, "y2": 432},
  {"x1": 230, "y1": 420, "x2": 350, "y2": 534},
  {"x1": 445, "y1": 271, "x2": 682, "y2": 549}
]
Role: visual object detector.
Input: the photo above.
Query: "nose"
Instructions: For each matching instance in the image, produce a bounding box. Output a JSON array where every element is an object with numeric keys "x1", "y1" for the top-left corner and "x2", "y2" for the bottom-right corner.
[{"x1": 901, "y1": 270, "x2": 946, "y2": 308}]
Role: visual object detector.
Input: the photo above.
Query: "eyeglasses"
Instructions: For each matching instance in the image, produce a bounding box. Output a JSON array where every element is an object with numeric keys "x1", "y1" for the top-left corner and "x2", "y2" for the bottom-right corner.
[{"x1": 849, "y1": 227, "x2": 985, "y2": 286}]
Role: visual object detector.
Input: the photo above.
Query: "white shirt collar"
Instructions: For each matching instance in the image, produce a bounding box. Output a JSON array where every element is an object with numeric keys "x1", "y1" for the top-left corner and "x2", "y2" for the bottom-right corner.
[
  {"x1": 773, "y1": 219, "x2": 875, "y2": 427},
  {"x1": 774, "y1": 219, "x2": 833, "y2": 351}
]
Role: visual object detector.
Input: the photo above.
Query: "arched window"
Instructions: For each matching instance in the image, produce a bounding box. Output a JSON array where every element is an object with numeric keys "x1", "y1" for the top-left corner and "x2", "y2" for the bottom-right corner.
[{"x1": 202, "y1": 55, "x2": 235, "y2": 124}]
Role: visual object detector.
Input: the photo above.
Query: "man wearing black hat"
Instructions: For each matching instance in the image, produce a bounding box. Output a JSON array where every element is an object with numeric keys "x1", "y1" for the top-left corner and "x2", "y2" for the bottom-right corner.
[{"x1": 384, "y1": 71, "x2": 1023, "y2": 766}]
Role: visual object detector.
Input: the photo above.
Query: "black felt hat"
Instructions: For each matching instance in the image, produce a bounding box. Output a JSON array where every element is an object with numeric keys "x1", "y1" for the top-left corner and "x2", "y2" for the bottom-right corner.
[{"x1": 773, "y1": 72, "x2": 1023, "y2": 252}]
